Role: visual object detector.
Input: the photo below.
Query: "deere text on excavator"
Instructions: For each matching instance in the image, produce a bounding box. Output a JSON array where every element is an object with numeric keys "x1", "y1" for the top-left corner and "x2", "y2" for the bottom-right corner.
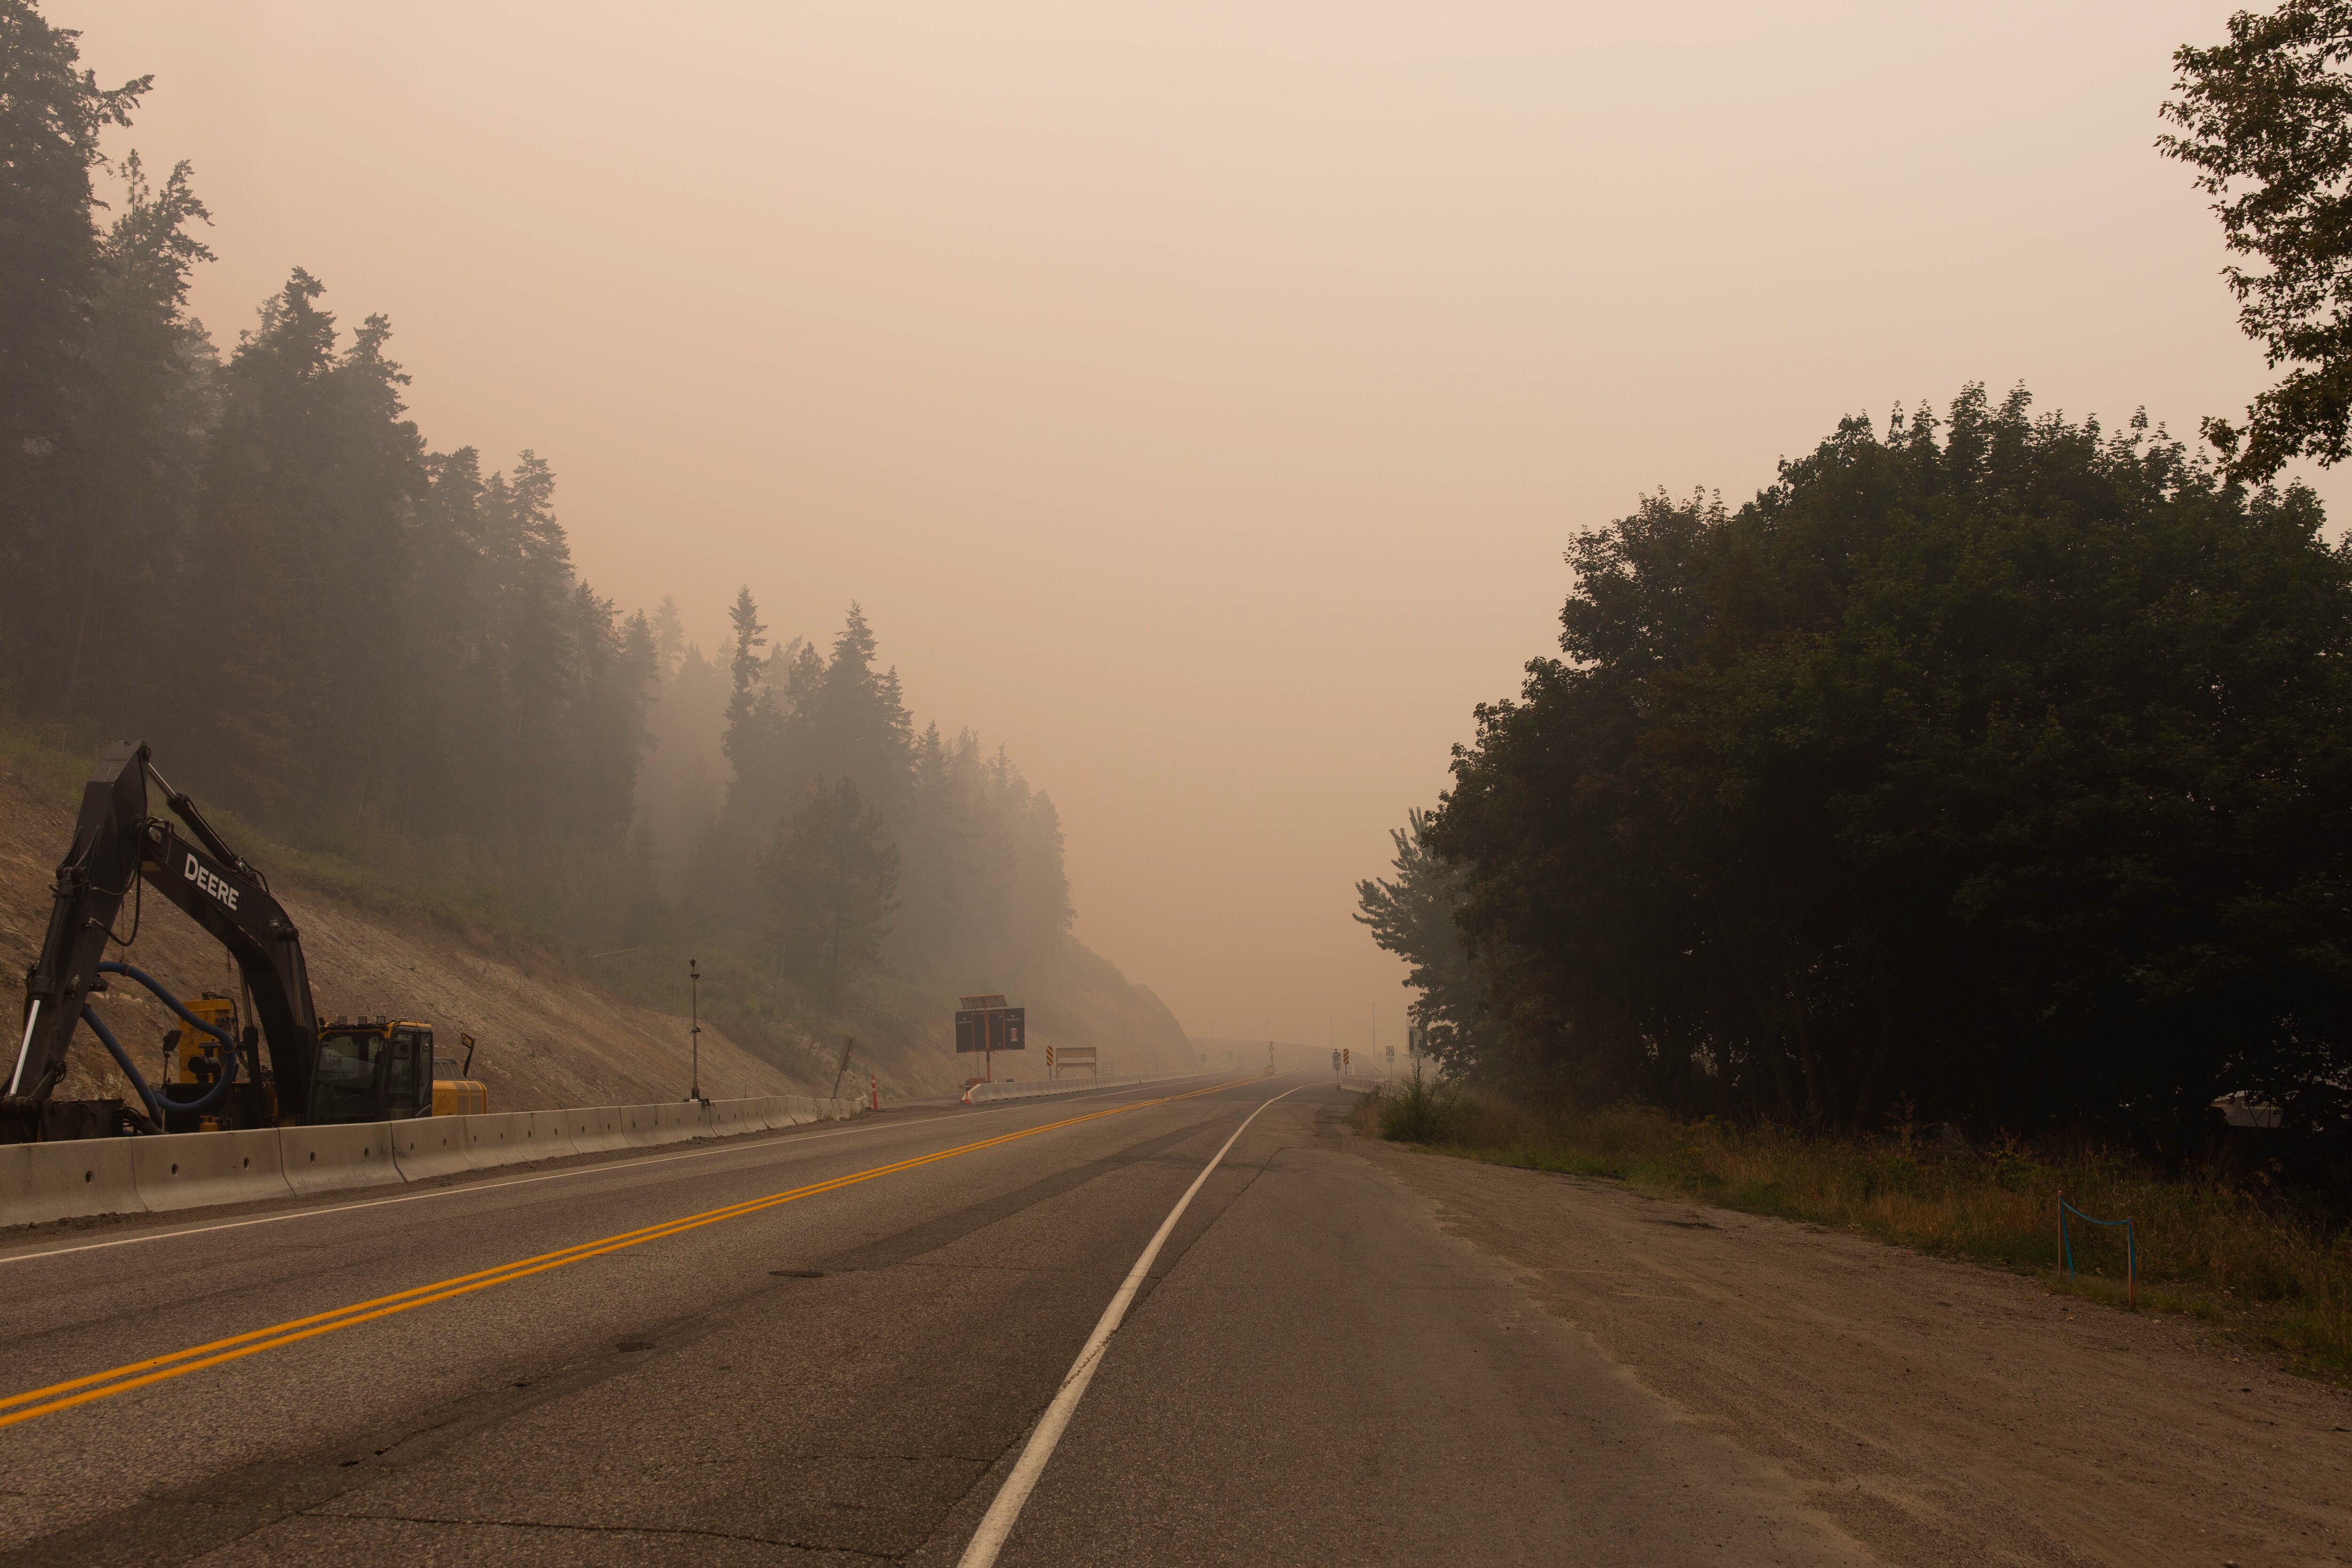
[{"x1": 3, "y1": 741, "x2": 484, "y2": 1143}]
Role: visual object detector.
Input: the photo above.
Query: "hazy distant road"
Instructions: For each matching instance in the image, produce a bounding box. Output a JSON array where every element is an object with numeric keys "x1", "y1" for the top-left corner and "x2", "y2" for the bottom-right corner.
[{"x1": 0, "y1": 1080, "x2": 1866, "y2": 1567}]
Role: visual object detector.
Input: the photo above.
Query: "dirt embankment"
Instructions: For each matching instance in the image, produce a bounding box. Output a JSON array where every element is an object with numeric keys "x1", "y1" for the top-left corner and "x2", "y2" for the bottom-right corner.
[
  {"x1": 1351, "y1": 1135, "x2": 2352, "y2": 1568},
  {"x1": 0, "y1": 761, "x2": 803, "y2": 1113}
]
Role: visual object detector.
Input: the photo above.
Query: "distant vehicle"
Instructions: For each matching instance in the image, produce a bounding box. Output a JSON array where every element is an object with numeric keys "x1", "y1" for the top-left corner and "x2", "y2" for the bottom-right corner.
[
  {"x1": 5, "y1": 741, "x2": 485, "y2": 1142},
  {"x1": 2211, "y1": 1090, "x2": 2282, "y2": 1130}
]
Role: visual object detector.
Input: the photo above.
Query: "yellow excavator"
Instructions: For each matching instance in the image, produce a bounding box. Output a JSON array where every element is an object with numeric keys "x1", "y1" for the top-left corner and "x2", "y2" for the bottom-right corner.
[{"x1": 5, "y1": 741, "x2": 487, "y2": 1141}]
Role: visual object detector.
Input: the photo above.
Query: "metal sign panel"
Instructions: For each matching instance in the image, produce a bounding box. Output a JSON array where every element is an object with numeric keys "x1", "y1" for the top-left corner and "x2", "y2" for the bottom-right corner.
[{"x1": 954, "y1": 1004, "x2": 1026, "y2": 1052}]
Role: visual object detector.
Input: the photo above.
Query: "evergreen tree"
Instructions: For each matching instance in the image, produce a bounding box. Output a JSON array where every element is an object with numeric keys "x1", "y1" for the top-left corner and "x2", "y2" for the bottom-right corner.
[
  {"x1": 187, "y1": 272, "x2": 425, "y2": 818},
  {"x1": 763, "y1": 777, "x2": 900, "y2": 1006},
  {"x1": 720, "y1": 585, "x2": 774, "y2": 811},
  {"x1": 0, "y1": 4, "x2": 162, "y2": 711}
]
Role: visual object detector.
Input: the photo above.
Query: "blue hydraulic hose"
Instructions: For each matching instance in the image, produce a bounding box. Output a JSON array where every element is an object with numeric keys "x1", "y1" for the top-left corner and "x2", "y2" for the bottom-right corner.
[
  {"x1": 77, "y1": 1005, "x2": 167, "y2": 1127},
  {"x1": 97, "y1": 962, "x2": 238, "y2": 1054},
  {"x1": 82, "y1": 960, "x2": 243, "y2": 1120}
]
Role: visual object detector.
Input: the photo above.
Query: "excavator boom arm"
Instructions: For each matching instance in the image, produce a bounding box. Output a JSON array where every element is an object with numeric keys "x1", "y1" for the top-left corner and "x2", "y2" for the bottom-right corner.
[{"x1": 5, "y1": 743, "x2": 322, "y2": 1142}]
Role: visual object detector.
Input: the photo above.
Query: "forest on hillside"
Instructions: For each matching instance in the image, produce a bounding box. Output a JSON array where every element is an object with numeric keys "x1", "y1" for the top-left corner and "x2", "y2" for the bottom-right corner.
[{"x1": 0, "y1": 3, "x2": 1178, "y2": 1080}]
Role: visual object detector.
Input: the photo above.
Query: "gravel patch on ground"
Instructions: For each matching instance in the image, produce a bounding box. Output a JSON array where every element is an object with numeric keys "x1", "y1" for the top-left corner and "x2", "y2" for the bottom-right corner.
[{"x1": 1348, "y1": 1132, "x2": 2352, "y2": 1568}]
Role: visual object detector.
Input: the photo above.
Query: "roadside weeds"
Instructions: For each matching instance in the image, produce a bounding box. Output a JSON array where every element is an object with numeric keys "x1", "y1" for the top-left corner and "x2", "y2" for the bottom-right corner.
[{"x1": 1351, "y1": 1084, "x2": 2352, "y2": 1385}]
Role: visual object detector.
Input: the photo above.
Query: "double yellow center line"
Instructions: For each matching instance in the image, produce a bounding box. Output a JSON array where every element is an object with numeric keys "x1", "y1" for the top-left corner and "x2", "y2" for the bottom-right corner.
[{"x1": 0, "y1": 1075, "x2": 1260, "y2": 1432}]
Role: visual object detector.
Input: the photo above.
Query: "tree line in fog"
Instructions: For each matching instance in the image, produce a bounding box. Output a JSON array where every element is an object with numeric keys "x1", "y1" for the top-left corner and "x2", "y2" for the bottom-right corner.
[
  {"x1": 0, "y1": 3, "x2": 1070, "y2": 1012},
  {"x1": 1363, "y1": 389, "x2": 2352, "y2": 1143},
  {"x1": 1363, "y1": 6, "x2": 2352, "y2": 1149}
]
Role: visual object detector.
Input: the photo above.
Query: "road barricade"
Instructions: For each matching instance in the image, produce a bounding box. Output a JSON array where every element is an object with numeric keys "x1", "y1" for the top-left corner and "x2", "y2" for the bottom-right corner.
[
  {"x1": 525, "y1": 1109, "x2": 579, "y2": 1159},
  {"x1": 1, "y1": 1089, "x2": 869, "y2": 1231},
  {"x1": 463, "y1": 1111, "x2": 539, "y2": 1169},
  {"x1": 708, "y1": 1098, "x2": 768, "y2": 1135},
  {"x1": 130, "y1": 1127, "x2": 293, "y2": 1212},
  {"x1": 567, "y1": 1106, "x2": 626, "y2": 1154},
  {"x1": 390, "y1": 1116, "x2": 471, "y2": 1181},
  {"x1": 652, "y1": 1101, "x2": 709, "y2": 1144},
  {"x1": 282, "y1": 1120, "x2": 401, "y2": 1194},
  {"x1": 618, "y1": 1103, "x2": 664, "y2": 1148},
  {"x1": 961, "y1": 1073, "x2": 1192, "y2": 1105},
  {"x1": 0, "y1": 1138, "x2": 147, "y2": 1226}
]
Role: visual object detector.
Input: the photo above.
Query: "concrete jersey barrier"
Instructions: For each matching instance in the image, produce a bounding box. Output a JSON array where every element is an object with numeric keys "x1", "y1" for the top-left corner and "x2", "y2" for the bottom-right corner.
[
  {"x1": 617, "y1": 1103, "x2": 664, "y2": 1148},
  {"x1": 392, "y1": 1115, "x2": 474, "y2": 1181},
  {"x1": 281, "y1": 1121, "x2": 401, "y2": 1195},
  {"x1": 130, "y1": 1127, "x2": 293, "y2": 1212},
  {"x1": 961, "y1": 1072, "x2": 1204, "y2": 1106},
  {"x1": 0, "y1": 1137, "x2": 147, "y2": 1226},
  {"x1": 567, "y1": 1106, "x2": 627, "y2": 1154},
  {"x1": 462, "y1": 1111, "x2": 538, "y2": 1170},
  {"x1": 705, "y1": 1098, "x2": 758, "y2": 1135},
  {"x1": 2, "y1": 1084, "x2": 868, "y2": 1229},
  {"x1": 652, "y1": 1101, "x2": 709, "y2": 1144}
]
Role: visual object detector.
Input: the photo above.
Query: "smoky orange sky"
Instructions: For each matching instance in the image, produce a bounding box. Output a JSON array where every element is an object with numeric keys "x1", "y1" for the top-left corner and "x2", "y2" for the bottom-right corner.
[{"x1": 53, "y1": 0, "x2": 2352, "y2": 1055}]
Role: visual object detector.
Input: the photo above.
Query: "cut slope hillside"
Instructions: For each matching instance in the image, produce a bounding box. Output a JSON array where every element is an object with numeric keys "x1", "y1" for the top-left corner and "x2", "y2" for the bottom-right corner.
[
  {"x1": 0, "y1": 733, "x2": 1198, "y2": 1113},
  {"x1": 0, "y1": 748, "x2": 802, "y2": 1113}
]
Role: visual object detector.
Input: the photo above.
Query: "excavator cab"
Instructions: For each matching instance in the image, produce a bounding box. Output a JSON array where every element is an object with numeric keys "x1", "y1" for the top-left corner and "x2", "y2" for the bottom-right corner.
[{"x1": 308, "y1": 1018, "x2": 436, "y2": 1125}]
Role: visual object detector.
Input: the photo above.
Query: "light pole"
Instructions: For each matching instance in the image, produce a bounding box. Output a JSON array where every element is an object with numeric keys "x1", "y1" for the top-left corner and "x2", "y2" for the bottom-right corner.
[{"x1": 688, "y1": 957, "x2": 702, "y2": 1104}]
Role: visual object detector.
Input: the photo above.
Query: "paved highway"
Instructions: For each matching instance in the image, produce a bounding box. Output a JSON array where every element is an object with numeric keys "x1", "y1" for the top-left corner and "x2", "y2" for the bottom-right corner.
[{"x1": 0, "y1": 1077, "x2": 1867, "y2": 1566}]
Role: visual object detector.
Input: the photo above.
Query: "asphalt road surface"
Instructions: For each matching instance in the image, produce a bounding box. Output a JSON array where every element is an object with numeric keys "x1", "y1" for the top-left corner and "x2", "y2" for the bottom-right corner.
[{"x1": 0, "y1": 1077, "x2": 1870, "y2": 1566}]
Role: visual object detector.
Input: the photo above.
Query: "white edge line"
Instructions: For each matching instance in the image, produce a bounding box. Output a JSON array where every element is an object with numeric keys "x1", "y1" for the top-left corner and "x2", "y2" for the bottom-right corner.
[
  {"x1": 0, "y1": 1074, "x2": 1234, "y2": 1270},
  {"x1": 956, "y1": 1082, "x2": 1303, "y2": 1568}
]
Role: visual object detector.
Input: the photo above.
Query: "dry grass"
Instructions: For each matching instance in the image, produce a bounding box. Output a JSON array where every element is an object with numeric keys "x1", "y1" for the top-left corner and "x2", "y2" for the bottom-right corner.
[{"x1": 1360, "y1": 1085, "x2": 2352, "y2": 1381}]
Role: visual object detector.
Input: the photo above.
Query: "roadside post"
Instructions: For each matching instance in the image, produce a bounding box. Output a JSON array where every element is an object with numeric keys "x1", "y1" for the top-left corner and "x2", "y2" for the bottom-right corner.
[
  {"x1": 688, "y1": 957, "x2": 703, "y2": 1104},
  {"x1": 2058, "y1": 1190, "x2": 2139, "y2": 1310}
]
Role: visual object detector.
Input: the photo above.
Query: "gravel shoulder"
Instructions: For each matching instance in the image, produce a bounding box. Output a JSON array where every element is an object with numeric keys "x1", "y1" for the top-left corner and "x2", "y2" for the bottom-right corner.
[{"x1": 1345, "y1": 1129, "x2": 2352, "y2": 1568}]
